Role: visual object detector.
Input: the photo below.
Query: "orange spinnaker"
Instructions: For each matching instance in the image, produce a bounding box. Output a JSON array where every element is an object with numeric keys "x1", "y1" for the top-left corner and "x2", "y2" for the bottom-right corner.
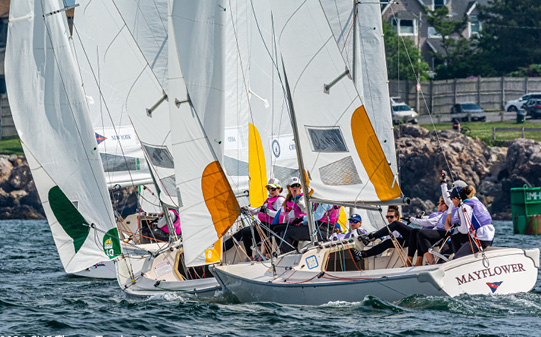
[
  {"x1": 351, "y1": 105, "x2": 402, "y2": 201},
  {"x1": 202, "y1": 161, "x2": 240, "y2": 237}
]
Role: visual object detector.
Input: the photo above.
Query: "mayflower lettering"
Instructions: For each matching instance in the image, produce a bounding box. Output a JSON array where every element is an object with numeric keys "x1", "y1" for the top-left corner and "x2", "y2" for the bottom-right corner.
[{"x1": 456, "y1": 263, "x2": 526, "y2": 286}]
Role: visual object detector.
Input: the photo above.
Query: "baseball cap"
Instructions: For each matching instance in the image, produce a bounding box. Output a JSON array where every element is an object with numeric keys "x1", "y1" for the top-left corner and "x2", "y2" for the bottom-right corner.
[
  {"x1": 450, "y1": 186, "x2": 463, "y2": 200},
  {"x1": 348, "y1": 214, "x2": 362, "y2": 222},
  {"x1": 265, "y1": 178, "x2": 282, "y2": 189},
  {"x1": 288, "y1": 177, "x2": 301, "y2": 186},
  {"x1": 452, "y1": 180, "x2": 467, "y2": 188}
]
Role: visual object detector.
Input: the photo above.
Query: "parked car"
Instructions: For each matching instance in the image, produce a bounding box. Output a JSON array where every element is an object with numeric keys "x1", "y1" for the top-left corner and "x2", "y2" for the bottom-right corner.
[
  {"x1": 390, "y1": 97, "x2": 418, "y2": 124},
  {"x1": 505, "y1": 92, "x2": 541, "y2": 112},
  {"x1": 521, "y1": 98, "x2": 541, "y2": 119},
  {"x1": 450, "y1": 102, "x2": 486, "y2": 122}
]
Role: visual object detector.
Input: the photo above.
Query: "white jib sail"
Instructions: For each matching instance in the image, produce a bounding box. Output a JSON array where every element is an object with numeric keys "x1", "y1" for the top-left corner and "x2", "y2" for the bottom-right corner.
[
  {"x1": 248, "y1": 1, "x2": 299, "y2": 187},
  {"x1": 270, "y1": 1, "x2": 402, "y2": 204},
  {"x1": 170, "y1": 0, "x2": 239, "y2": 267},
  {"x1": 5, "y1": 0, "x2": 121, "y2": 273},
  {"x1": 73, "y1": 0, "x2": 178, "y2": 207}
]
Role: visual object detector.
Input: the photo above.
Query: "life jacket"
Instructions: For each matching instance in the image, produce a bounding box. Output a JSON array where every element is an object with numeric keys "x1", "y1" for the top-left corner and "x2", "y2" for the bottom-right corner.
[
  {"x1": 258, "y1": 196, "x2": 285, "y2": 223},
  {"x1": 160, "y1": 209, "x2": 181, "y2": 235},
  {"x1": 463, "y1": 198, "x2": 492, "y2": 230},
  {"x1": 451, "y1": 199, "x2": 491, "y2": 230},
  {"x1": 284, "y1": 194, "x2": 307, "y2": 223},
  {"x1": 345, "y1": 228, "x2": 368, "y2": 239},
  {"x1": 434, "y1": 210, "x2": 448, "y2": 230},
  {"x1": 313, "y1": 203, "x2": 340, "y2": 224}
]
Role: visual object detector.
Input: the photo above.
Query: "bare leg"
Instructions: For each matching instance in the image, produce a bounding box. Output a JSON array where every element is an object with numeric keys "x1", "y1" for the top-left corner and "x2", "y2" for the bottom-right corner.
[{"x1": 424, "y1": 252, "x2": 434, "y2": 265}]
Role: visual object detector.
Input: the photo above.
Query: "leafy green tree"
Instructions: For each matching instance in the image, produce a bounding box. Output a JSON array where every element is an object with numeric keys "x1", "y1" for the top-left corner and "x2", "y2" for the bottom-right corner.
[
  {"x1": 477, "y1": 0, "x2": 541, "y2": 76},
  {"x1": 426, "y1": 6, "x2": 477, "y2": 79},
  {"x1": 383, "y1": 21, "x2": 429, "y2": 81}
]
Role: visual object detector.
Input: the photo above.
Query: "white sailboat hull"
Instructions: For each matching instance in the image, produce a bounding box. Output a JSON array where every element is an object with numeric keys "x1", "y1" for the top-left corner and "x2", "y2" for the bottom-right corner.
[
  {"x1": 72, "y1": 260, "x2": 117, "y2": 279},
  {"x1": 115, "y1": 246, "x2": 220, "y2": 297},
  {"x1": 211, "y1": 246, "x2": 539, "y2": 305}
]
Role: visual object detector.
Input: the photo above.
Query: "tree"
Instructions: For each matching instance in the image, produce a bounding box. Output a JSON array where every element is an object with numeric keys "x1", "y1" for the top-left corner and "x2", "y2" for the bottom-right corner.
[
  {"x1": 426, "y1": 6, "x2": 478, "y2": 79},
  {"x1": 477, "y1": 0, "x2": 541, "y2": 76},
  {"x1": 383, "y1": 21, "x2": 429, "y2": 81}
]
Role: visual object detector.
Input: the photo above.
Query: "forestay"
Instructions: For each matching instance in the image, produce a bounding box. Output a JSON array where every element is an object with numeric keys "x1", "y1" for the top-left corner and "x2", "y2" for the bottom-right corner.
[
  {"x1": 5, "y1": 0, "x2": 121, "y2": 273},
  {"x1": 270, "y1": 1, "x2": 402, "y2": 204}
]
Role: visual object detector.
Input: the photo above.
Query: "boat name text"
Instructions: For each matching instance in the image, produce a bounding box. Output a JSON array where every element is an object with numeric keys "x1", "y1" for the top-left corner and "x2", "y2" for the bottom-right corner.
[{"x1": 456, "y1": 263, "x2": 526, "y2": 286}]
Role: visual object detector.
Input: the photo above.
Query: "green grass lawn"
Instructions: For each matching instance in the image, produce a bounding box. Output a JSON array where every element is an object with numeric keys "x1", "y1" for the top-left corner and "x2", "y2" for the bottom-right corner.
[
  {"x1": 419, "y1": 121, "x2": 541, "y2": 144},
  {"x1": 0, "y1": 137, "x2": 24, "y2": 155}
]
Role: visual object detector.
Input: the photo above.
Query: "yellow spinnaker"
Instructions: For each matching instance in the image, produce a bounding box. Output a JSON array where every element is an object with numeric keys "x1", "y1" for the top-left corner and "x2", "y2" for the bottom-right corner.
[
  {"x1": 202, "y1": 161, "x2": 240, "y2": 237},
  {"x1": 248, "y1": 123, "x2": 267, "y2": 207},
  {"x1": 351, "y1": 105, "x2": 402, "y2": 201}
]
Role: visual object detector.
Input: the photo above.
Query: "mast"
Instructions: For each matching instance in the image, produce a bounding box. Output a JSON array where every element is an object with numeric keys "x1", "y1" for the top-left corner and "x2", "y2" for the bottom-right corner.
[
  {"x1": 352, "y1": 0, "x2": 358, "y2": 84},
  {"x1": 281, "y1": 61, "x2": 315, "y2": 246}
]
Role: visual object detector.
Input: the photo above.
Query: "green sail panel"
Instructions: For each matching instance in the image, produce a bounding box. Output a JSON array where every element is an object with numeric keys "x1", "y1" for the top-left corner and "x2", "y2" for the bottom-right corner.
[
  {"x1": 103, "y1": 228, "x2": 122, "y2": 258},
  {"x1": 48, "y1": 186, "x2": 90, "y2": 253}
]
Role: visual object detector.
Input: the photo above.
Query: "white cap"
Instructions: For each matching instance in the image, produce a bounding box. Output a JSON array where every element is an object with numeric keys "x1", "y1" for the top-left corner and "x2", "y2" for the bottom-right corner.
[
  {"x1": 265, "y1": 178, "x2": 282, "y2": 189},
  {"x1": 288, "y1": 177, "x2": 301, "y2": 186},
  {"x1": 452, "y1": 180, "x2": 467, "y2": 188}
]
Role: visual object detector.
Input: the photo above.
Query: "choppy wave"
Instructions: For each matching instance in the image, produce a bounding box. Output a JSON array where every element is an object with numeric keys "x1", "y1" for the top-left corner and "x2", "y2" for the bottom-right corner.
[{"x1": 2, "y1": 220, "x2": 541, "y2": 336}]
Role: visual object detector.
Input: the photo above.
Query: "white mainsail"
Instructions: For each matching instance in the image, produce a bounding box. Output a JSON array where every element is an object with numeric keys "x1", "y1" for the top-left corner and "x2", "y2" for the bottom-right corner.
[
  {"x1": 169, "y1": 0, "x2": 240, "y2": 267},
  {"x1": 5, "y1": 0, "x2": 121, "y2": 273},
  {"x1": 72, "y1": 0, "x2": 178, "y2": 207},
  {"x1": 270, "y1": 1, "x2": 402, "y2": 204},
  {"x1": 321, "y1": 1, "x2": 397, "y2": 173}
]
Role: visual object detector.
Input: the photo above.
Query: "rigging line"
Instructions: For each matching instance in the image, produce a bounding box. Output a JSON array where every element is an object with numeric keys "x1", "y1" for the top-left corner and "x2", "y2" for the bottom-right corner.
[
  {"x1": 317, "y1": 1, "x2": 369, "y2": 113},
  {"x1": 40, "y1": 5, "x2": 115, "y2": 226},
  {"x1": 250, "y1": 1, "x2": 300, "y2": 132},
  {"x1": 340, "y1": 5, "x2": 357, "y2": 53},
  {"x1": 127, "y1": 0, "x2": 168, "y2": 45},
  {"x1": 109, "y1": 1, "x2": 167, "y2": 93},
  {"x1": 388, "y1": 5, "x2": 455, "y2": 179},
  {"x1": 128, "y1": 118, "x2": 178, "y2": 208},
  {"x1": 71, "y1": 24, "x2": 141, "y2": 190},
  {"x1": 226, "y1": 0, "x2": 255, "y2": 192}
]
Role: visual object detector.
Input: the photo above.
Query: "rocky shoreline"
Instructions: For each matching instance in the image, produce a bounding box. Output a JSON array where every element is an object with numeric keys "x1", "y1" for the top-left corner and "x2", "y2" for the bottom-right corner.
[{"x1": 1, "y1": 126, "x2": 540, "y2": 220}]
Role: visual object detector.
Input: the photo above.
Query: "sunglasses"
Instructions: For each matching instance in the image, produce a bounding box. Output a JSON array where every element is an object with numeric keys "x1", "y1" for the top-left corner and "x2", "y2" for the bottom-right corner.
[
  {"x1": 385, "y1": 215, "x2": 396, "y2": 219},
  {"x1": 290, "y1": 184, "x2": 301, "y2": 188},
  {"x1": 267, "y1": 187, "x2": 277, "y2": 191},
  {"x1": 350, "y1": 220, "x2": 360, "y2": 223}
]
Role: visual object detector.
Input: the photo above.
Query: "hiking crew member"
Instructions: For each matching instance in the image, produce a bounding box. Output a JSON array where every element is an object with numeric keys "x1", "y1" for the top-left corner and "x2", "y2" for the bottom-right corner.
[
  {"x1": 448, "y1": 186, "x2": 495, "y2": 259},
  {"x1": 224, "y1": 178, "x2": 284, "y2": 260}
]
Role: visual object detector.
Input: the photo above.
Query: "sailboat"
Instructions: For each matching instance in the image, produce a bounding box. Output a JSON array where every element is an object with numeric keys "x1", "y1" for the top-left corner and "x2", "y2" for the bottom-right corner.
[
  {"x1": 4, "y1": 0, "x2": 123, "y2": 279},
  {"x1": 210, "y1": 1, "x2": 540, "y2": 304}
]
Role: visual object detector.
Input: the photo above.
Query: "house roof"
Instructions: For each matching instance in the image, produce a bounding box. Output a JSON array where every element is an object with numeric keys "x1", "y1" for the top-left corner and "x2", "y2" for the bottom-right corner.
[
  {"x1": 392, "y1": 10, "x2": 419, "y2": 20},
  {"x1": 426, "y1": 38, "x2": 446, "y2": 55}
]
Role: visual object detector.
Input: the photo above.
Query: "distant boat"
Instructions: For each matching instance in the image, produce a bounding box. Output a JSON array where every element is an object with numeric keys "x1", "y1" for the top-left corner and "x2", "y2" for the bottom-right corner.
[{"x1": 211, "y1": 0, "x2": 540, "y2": 304}]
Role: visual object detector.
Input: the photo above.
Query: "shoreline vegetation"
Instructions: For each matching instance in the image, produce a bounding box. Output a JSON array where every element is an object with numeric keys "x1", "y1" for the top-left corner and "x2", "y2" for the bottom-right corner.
[{"x1": 1, "y1": 121, "x2": 540, "y2": 220}]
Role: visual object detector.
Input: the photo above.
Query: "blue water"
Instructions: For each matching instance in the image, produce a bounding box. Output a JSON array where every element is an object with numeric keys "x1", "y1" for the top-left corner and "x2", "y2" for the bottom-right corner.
[{"x1": 1, "y1": 220, "x2": 541, "y2": 337}]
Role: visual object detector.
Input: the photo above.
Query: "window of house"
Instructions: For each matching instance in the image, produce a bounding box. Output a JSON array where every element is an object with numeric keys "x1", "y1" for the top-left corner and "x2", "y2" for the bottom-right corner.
[
  {"x1": 470, "y1": 15, "x2": 480, "y2": 35},
  {"x1": 434, "y1": 0, "x2": 446, "y2": 10},
  {"x1": 392, "y1": 19, "x2": 417, "y2": 36},
  {"x1": 428, "y1": 26, "x2": 441, "y2": 38}
]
